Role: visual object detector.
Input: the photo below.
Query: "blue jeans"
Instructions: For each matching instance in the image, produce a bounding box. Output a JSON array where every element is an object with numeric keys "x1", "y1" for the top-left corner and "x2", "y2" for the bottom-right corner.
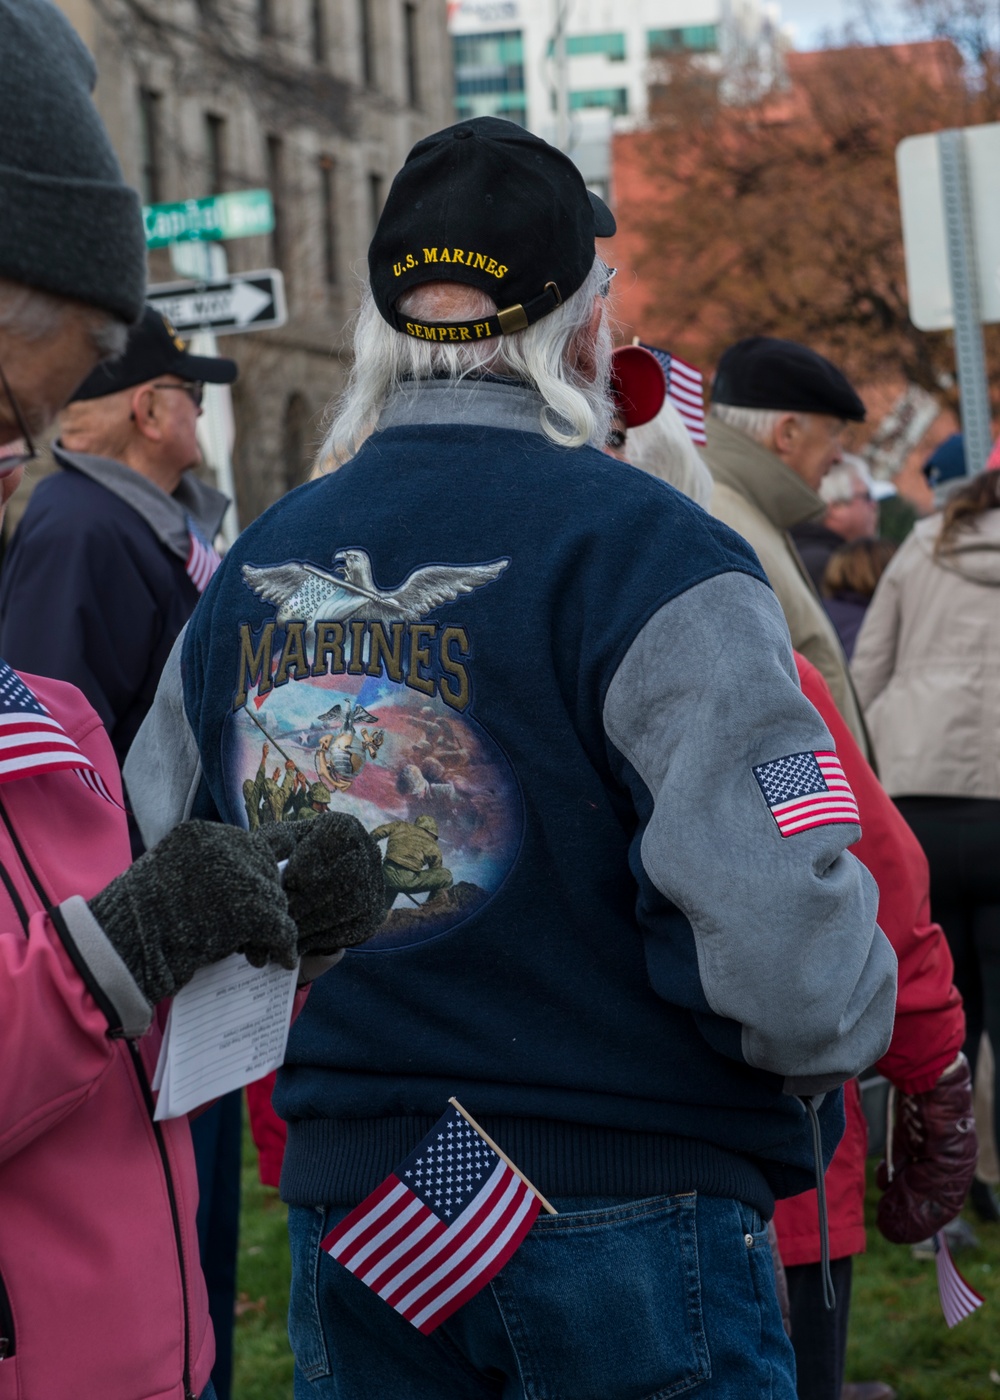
[
  {"x1": 288, "y1": 1192, "x2": 796, "y2": 1399},
  {"x1": 199, "y1": 1383, "x2": 218, "y2": 1400}
]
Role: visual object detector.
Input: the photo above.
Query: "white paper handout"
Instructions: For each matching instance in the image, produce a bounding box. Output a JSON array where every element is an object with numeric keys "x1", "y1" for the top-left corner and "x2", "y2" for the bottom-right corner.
[{"x1": 152, "y1": 952, "x2": 299, "y2": 1121}]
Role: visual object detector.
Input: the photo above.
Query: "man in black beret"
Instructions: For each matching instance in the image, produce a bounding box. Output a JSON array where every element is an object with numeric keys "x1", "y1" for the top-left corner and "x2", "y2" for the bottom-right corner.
[{"x1": 703, "y1": 335, "x2": 871, "y2": 754}]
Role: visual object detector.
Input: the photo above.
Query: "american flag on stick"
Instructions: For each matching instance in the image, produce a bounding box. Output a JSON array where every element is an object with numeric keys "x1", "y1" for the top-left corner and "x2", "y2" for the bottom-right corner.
[
  {"x1": 322, "y1": 1100, "x2": 552, "y2": 1333},
  {"x1": 753, "y1": 750, "x2": 860, "y2": 838},
  {"x1": 185, "y1": 516, "x2": 222, "y2": 594},
  {"x1": 934, "y1": 1230, "x2": 984, "y2": 1327},
  {"x1": 0, "y1": 661, "x2": 120, "y2": 806},
  {"x1": 634, "y1": 340, "x2": 707, "y2": 445}
]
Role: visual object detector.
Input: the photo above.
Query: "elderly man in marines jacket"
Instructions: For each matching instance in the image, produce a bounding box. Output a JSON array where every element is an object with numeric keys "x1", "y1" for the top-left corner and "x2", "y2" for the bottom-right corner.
[{"x1": 127, "y1": 117, "x2": 897, "y2": 1399}]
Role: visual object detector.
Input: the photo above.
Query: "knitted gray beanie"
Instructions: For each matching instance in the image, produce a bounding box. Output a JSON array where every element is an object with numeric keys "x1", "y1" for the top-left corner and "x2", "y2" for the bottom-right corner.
[{"x1": 0, "y1": 0, "x2": 146, "y2": 324}]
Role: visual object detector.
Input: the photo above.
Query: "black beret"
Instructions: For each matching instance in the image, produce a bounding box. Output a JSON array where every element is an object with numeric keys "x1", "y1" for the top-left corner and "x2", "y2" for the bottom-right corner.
[{"x1": 711, "y1": 336, "x2": 865, "y2": 423}]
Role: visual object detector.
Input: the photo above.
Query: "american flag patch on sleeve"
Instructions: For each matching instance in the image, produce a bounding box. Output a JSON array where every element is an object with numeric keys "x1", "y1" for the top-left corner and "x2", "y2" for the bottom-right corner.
[{"x1": 753, "y1": 750, "x2": 860, "y2": 837}]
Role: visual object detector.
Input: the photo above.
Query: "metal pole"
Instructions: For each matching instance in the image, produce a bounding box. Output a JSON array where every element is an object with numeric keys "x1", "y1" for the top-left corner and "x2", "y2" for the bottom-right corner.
[
  {"x1": 938, "y1": 129, "x2": 993, "y2": 475},
  {"x1": 552, "y1": 0, "x2": 570, "y2": 152}
]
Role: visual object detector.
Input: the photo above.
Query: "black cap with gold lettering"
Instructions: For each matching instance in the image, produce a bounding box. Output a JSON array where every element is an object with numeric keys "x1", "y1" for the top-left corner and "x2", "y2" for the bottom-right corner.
[{"x1": 369, "y1": 117, "x2": 616, "y2": 344}]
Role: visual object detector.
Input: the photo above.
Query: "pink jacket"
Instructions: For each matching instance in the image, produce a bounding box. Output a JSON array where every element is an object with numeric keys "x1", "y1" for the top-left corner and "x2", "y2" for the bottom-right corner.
[{"x1": 0, "y1": 674, "x2": 212, "y2": 1400}]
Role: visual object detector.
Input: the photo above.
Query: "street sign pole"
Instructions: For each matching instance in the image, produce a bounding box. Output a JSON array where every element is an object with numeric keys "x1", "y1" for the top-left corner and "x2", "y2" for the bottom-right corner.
[
  {"x1": 171, "y1": 242, "x2": 240, "y2": 548},
  {"x1": 938, "y1": 130, "x2": 993, "y2": 475}
]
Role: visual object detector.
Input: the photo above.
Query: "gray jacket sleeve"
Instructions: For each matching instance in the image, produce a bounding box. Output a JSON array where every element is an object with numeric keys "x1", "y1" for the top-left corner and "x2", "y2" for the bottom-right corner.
[
  {"x1": 123, "y1": 629, "x2": 204, "y2": 848},
  {"x1": 603, "y1": 570, "x2": 896, "y2": 1096}
]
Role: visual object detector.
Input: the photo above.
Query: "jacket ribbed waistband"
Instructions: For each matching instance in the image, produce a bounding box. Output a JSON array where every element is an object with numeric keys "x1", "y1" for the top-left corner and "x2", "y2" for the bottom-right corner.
[{"x1": 279, "y1": 1115, "x2": 776, "y2": 1219}]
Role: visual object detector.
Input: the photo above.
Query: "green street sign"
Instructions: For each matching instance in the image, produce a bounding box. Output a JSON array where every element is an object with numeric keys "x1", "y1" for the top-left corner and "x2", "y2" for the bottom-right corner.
[{"x1": 143, "y1": 189, "x2": 275, "y2": 248}]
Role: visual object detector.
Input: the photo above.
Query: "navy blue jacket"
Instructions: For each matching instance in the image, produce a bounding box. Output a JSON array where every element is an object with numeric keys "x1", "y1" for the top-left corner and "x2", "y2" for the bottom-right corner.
[
  {"x1": 128, "y1": 378, "x2": 896, "y2": 1216},
  {"x1": 0, "y1": 447, "x2": 226, "y2": 854}
]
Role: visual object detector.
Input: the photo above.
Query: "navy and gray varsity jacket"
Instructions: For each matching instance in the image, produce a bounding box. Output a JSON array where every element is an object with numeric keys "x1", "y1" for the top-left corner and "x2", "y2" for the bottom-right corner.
[{"x1": 127, "y1": 377, "x2": 896, "y2": 1217}]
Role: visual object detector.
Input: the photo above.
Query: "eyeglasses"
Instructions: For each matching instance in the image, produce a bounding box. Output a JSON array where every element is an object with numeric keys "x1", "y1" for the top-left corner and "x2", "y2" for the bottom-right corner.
[
  {"x1": 599, "y1": 263, "x2": 618, "y2": 298},
  {"x1": 0, "y1": 361, "x2": 38, "y2": 475},
  {"x1": 151, "y1": 381, "x2": 205, "y2": 410},
  {"x1": 848, "y1": 490, "x2": 874, "y2": 504}
]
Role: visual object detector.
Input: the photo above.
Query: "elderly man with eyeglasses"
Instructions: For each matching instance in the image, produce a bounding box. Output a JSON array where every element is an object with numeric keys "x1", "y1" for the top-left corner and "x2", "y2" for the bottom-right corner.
[{"x1": 0, "y1": 306, "x2": 235, "y2": 857}]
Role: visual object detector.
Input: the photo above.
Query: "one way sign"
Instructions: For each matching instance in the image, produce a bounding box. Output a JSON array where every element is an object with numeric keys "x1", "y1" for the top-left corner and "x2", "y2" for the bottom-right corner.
[{"x1": 147, "y1": 268, "x2": 287, "y2": 336}]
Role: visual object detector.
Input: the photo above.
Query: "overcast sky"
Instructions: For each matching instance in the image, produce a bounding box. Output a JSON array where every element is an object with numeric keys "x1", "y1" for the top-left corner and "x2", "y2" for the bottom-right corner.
[{"x1": 783, "y1": 0, "x2": 914, "y2": 50}]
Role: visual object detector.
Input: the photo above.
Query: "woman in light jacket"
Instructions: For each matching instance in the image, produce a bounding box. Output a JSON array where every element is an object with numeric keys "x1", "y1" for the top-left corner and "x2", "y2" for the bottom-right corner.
[{"x1": 852, "y1": 468, "x2": 1000, "y2": 1220}]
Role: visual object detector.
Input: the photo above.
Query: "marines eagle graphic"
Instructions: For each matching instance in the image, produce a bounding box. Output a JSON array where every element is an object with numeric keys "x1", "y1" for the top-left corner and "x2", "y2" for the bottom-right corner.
[{"x1": 241, "y1": 548, "x2": 509, "y2": 628}]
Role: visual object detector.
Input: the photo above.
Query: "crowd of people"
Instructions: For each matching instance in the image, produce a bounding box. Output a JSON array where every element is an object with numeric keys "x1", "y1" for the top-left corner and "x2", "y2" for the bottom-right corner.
[{"x1": 1, "y1": 3, "x2": 997, "y2": 1400}]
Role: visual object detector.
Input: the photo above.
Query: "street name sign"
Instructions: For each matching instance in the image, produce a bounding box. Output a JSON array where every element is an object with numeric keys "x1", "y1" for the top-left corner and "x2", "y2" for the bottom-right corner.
[
  {"x1": 143, "y1": 189, "x2": 274, "y2": 248},
  {"x1": 147, "y1": 269, "x2": 287, "y2": 335}
]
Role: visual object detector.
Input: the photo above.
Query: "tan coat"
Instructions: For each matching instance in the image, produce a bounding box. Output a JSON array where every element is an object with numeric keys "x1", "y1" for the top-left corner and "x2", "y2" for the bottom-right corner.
[
  {"x1": 703, "y1": 417, "x2": 870, "y2": 755},
  {"x1": 851, "y1": 509, "x2": 1000, "y2": 798}
]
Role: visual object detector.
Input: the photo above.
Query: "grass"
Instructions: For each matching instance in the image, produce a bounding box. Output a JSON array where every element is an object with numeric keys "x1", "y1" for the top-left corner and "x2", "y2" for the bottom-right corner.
[{"x1": 231, "y1": 1123, "x2": 1000, "y2": 1400}]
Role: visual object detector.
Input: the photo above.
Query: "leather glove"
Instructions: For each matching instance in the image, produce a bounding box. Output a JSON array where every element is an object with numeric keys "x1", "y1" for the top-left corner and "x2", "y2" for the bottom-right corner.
[
  {"x1": 89, "y1": 820, "x2": 299, "y2": 1005},
  {"x1": 253, "y1": 811, "x2": 384, "y2": 956},
  {"x1": 876, "y1": 1052, "x2": 978, "y2": 1244}
]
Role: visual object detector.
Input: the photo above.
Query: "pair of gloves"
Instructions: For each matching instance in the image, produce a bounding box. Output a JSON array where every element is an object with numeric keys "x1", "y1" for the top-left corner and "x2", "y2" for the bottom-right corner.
[
  {"x1": 89, "y1": 813, "x2": 385, "y2": 1005},
  {"x1": 877, "y1": 1052, "x2": 978, "y2": 1244}
]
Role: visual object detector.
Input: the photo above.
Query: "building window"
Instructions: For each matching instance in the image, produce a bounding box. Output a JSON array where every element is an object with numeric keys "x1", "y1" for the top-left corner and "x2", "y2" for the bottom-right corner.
[
  {"x1": 565, "y1": 32, "x2": 626, "y2": 60},
  {"x1": 368, "y1": 172, "x2": 383, "y2": 235},
  {"x1": 359, "y1": 0, "x2": 375, "y2": 86},
  {"x1": 205, "y1": 113, "x2": 226, "y2": 197},
  {"x1": 266, "y1": 135, "x2": 286, "y2": 269},
  {"x1": 568, "y1": 87, "x2": 629, "y2": 116},
  {"x1": 452, "y1": 30, "x2": 525, "y2": 122},
  {"x1": 311, "y1": 0, "x2": 327, "y2": 63},
  {"x1": 138, "y1": 87, "x2": 162, "y2": 204},
  {"x1": 403, "y1": 1, "x2": 420, "y2": 108},
  {"x1": 647, "y1": 25, "x2": 718, "y2": 54},
  {"x1": 318, "y1": 156, "x2": 338, "y2": 286}
]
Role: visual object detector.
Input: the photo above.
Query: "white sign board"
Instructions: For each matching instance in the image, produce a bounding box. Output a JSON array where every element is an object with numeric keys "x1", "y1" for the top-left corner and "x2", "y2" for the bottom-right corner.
[
  {"x1": 897, "y1": 123, "x2": 1000, "y2": 331},
  {"x1": 147, "y1": 268, "x2": 287, "y2": 335}
]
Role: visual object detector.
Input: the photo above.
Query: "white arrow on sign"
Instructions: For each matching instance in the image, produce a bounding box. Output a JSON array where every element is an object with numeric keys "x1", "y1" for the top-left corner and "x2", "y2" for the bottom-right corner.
[
  {"x1": 147, "y1": 268, "x2": 287, "y2": 335},
  {"x1": 154, "y1": 281, "x2": 271, "y2": 330}
]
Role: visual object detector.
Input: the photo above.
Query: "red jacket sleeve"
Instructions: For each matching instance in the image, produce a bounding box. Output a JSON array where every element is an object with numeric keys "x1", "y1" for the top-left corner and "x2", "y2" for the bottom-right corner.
[{"x1": 795, "y1": 654, "x2": 964, "y2": 1093}]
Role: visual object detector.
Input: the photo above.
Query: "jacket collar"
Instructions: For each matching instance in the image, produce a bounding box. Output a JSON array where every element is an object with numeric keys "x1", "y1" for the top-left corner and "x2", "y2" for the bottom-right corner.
[
  {"x1": 378, "y1": 376, "x2": 563, "y2": 439},
  {"x1": 703, "y1": 416, "x2": 826, "y2": 531},
  {"x1": 52, "y1": 444, "x2": 229, "y2": 560}
]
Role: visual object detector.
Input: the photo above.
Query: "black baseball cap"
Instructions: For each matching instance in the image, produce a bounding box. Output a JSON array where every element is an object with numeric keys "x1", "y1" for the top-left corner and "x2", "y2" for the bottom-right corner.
[
  {"x1": 369, "y1": 116, "x2": 616, "y2": 344},
  {"x1": 711, "y1": 336, "x2": 865, "y2": 422},
  {"x1": 71, "y1": 305, "x2": 238, "y2": 401}
]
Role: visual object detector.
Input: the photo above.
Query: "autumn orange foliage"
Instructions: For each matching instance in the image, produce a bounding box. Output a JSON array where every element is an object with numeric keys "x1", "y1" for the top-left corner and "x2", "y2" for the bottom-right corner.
[{"x1": 609, "y1": 39, "x2": 1000, "y2": 408}]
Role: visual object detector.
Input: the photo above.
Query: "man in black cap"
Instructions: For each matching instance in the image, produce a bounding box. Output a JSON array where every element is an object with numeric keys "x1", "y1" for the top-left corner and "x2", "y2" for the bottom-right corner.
[
  {"x1": 0, "y1": 306, "x2": 236, "y2": 855},
  {"x1": 704, "y1": 335, "x2": 871, "y2": 753},
  {"x1": 129, "y1": 117, "x2": 895, "y2": 1398}
]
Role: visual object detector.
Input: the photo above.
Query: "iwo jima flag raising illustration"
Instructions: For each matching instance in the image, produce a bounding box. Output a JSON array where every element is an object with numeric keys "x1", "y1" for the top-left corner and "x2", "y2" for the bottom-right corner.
[{"x1": 322, "y1": 1101, "x2": 555, "y2": 1333}]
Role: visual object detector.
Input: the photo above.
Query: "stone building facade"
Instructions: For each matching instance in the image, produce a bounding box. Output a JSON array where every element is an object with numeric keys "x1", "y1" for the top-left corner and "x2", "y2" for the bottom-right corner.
[{"x1": 50, "y1": 0, "x2": 452, "y2": 525}]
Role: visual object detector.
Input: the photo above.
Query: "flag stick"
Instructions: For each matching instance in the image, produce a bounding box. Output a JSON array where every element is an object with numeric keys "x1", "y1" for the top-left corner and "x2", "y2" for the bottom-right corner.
[{"x1": 448, "y1": 1098, "x2": 558, "y2": 1215}]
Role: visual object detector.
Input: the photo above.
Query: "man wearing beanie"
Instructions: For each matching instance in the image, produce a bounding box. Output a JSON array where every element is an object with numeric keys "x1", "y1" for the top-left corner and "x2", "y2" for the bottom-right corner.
[
  {"x1": 0, "y1": 8, "x2": 388, "y2": 1400},
  {"x1": 130, "y1": 117, "x2": 896, "y2": 1397},
  {"x1": 704, "y1": 336, "x2": 871, "y2": 754}
]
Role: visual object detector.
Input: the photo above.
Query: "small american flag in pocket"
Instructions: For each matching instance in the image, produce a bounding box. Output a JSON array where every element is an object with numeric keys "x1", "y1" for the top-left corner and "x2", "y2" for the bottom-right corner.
[{"x1": 753, "y1": 750, "x2": 860, "y2": 837}]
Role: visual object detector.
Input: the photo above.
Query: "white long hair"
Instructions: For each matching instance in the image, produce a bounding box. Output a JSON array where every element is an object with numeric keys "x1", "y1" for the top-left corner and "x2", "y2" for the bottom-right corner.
[
  {"x1": 626, "y1": 399, "x2": 715, "y2": 509},
  {"x1": 317, "y1": 259, "x2": 614, "y2": 470}
]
